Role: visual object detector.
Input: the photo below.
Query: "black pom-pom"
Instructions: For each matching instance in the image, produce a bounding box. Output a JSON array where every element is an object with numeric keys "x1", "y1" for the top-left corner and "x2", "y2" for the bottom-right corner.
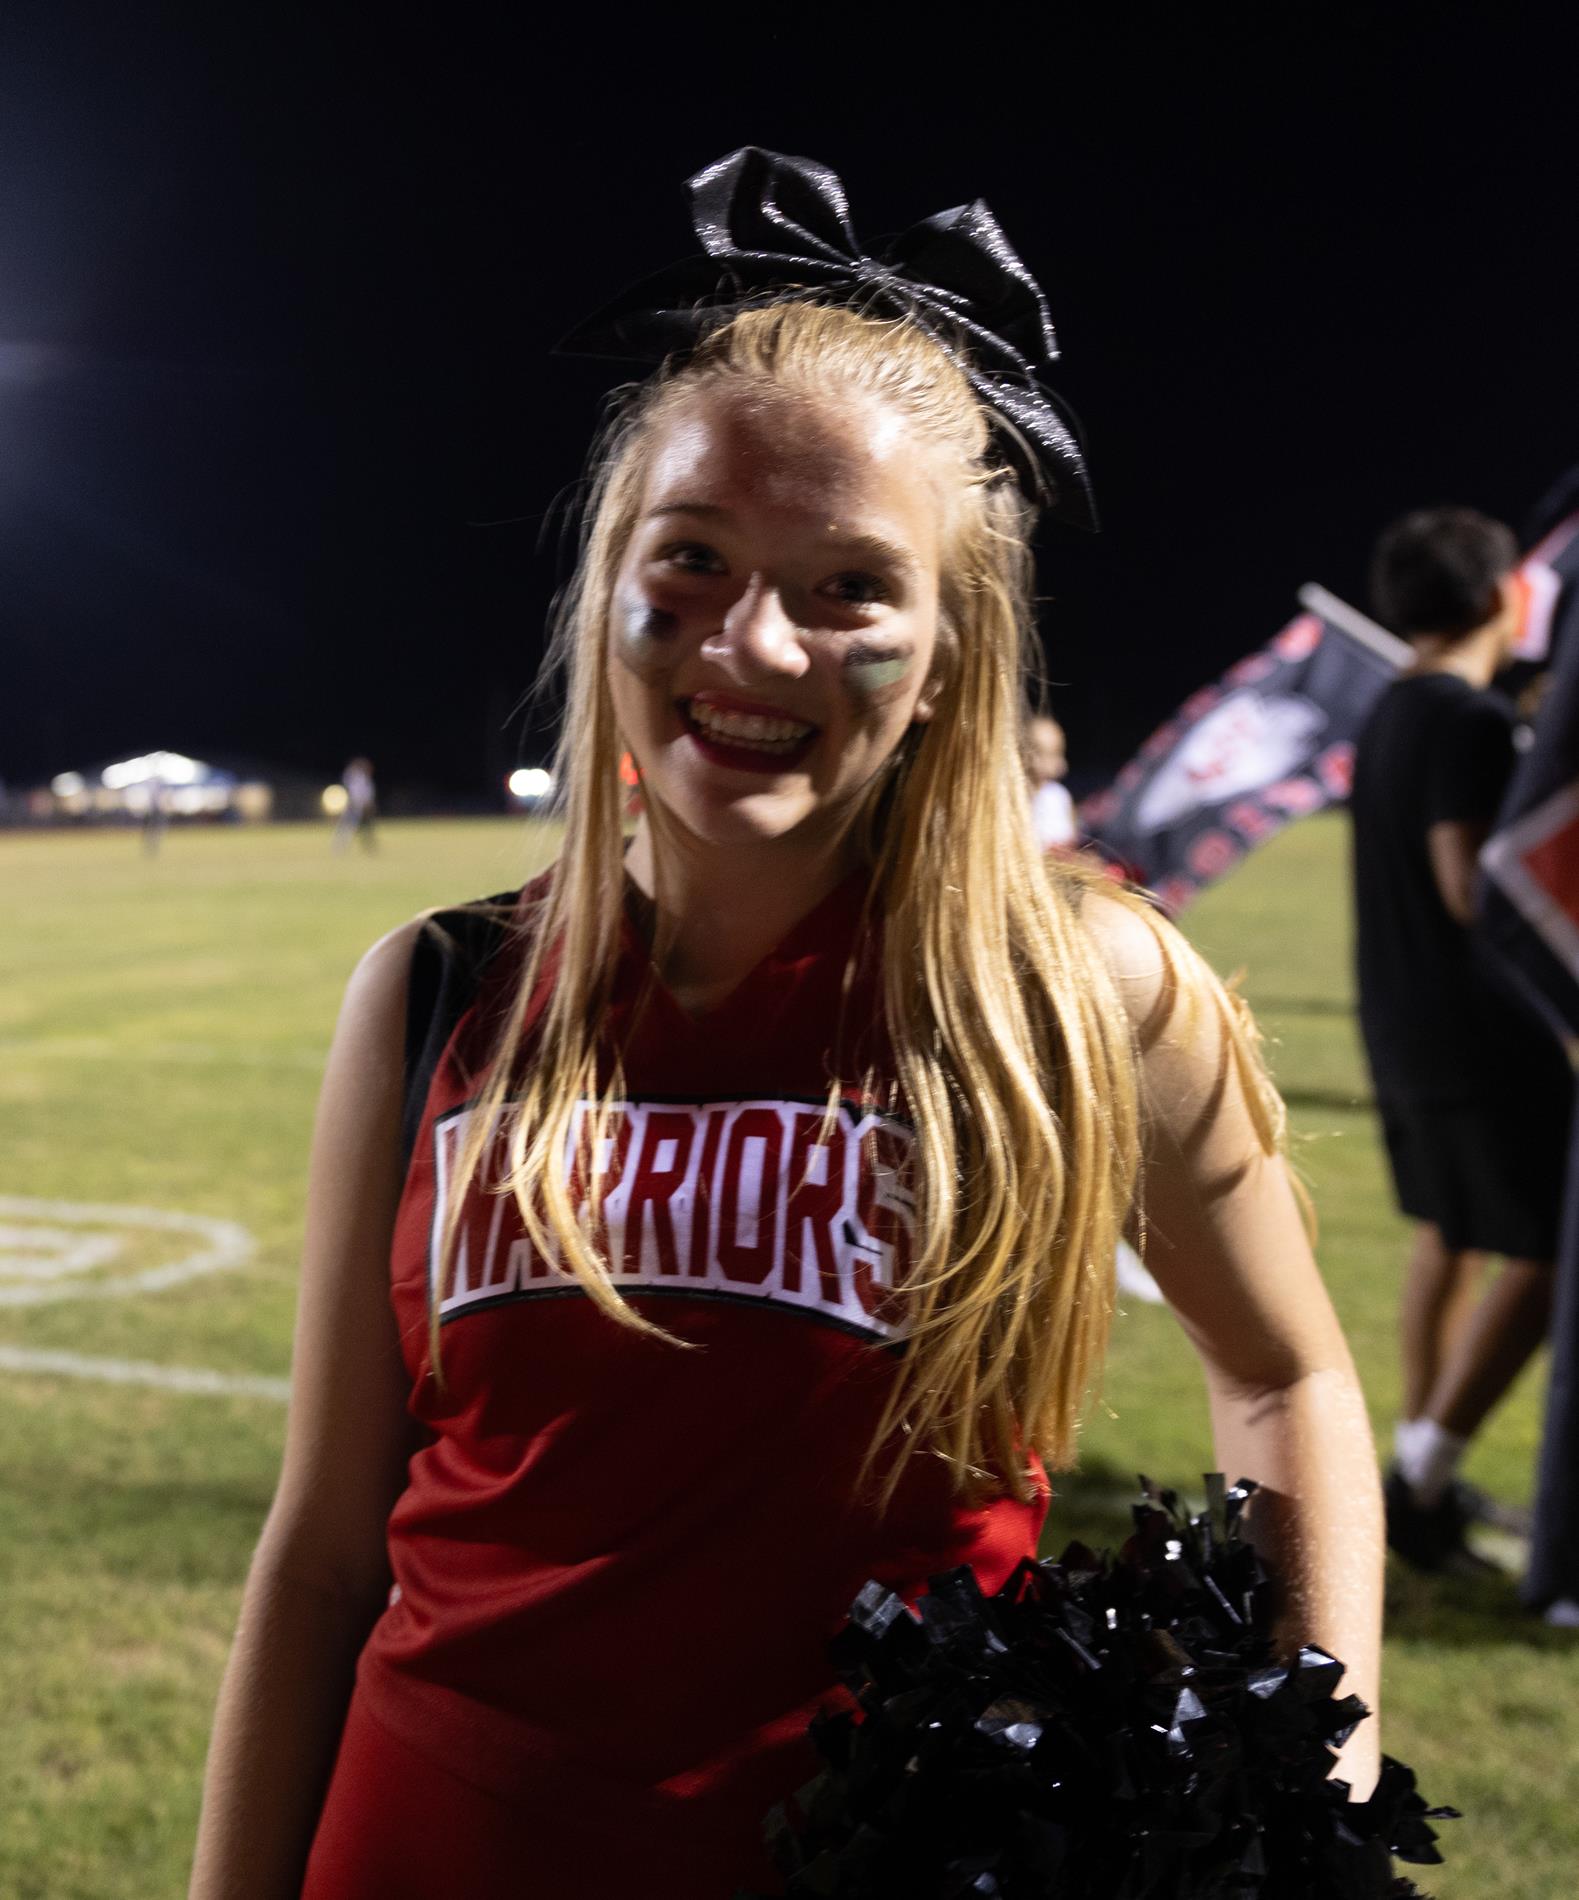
[{"x1": 747, "y1": 1477, "x2": 1456, "y2": 1898}]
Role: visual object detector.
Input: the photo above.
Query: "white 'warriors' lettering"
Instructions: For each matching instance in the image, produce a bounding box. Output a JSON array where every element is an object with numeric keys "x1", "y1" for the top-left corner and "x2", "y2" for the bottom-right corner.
[{"x1": 429, "y1": 1098, "x2": 915, "y2": 1340}]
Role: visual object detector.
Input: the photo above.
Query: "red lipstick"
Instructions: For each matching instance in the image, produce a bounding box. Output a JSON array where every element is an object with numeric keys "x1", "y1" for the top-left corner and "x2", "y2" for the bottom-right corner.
[{"x1": 677, "y1": 693, "x2": 819, "y2": 775}]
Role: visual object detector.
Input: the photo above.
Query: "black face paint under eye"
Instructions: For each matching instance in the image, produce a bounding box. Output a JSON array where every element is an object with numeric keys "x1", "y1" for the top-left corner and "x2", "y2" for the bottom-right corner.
[{"x1": 614, "y1": 598, "x2": 680, "y2": 676}]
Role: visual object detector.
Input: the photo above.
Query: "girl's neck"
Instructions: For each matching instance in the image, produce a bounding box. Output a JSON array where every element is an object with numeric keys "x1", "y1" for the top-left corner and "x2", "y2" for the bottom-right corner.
[{"x1": 624, "y1": 815, "x2": 860, "y2": 1014}]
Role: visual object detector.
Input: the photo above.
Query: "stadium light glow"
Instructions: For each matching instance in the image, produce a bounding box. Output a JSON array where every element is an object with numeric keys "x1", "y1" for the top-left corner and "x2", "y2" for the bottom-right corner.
[
  {"x1": 42, "y1": 750, "x2": 268, "y2": 825},
  {"x1": 169, "y1": 785, "x2": 230, "y2": 816},
  {"x1": 507, "y1": 767, "x2": 554, "y2": 801},
  {"x1": 101, "y1": 750, "x2": 204, "y2": 790}
]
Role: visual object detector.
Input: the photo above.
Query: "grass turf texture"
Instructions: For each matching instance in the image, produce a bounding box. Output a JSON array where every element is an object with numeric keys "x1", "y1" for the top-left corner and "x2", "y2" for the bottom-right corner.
[{"x1": 0, "y1": 813, "x2": 1573, "y2": 1898}]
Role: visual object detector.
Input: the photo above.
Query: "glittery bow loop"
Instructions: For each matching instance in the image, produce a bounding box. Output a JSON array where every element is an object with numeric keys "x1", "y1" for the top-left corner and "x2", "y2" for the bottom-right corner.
[
  {"x1": 690, "y1": 146, "x2": 864, "y2": 274},
  {"x1": 558, "y1": 146, "x2": 1097, "y2": 530}
]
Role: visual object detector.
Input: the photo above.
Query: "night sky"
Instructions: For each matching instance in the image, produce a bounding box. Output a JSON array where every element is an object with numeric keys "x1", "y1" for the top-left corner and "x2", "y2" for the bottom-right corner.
[{"x1": 3, "y1": 10, "x2": 1574, "y2": 805}]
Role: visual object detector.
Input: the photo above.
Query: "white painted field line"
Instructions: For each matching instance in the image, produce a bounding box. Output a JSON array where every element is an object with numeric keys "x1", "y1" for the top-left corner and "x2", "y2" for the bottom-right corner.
[
  {"x1": 0, "y1": 1196, "x2": 255, "y2": 1307},
  {"x1": 0, "y1": 1036, "x2": 325, "y2": 1070},
  {"x1": 0, "y1": 1343, "x2": 288, "y2": 1401}
]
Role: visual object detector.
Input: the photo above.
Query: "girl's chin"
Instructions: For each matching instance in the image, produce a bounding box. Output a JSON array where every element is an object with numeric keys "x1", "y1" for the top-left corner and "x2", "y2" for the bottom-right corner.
[
  {"x1": 647, "y1": 780, "x2": 835, "y2": 846},
  {"x1": 683, "y1": 800, "x2": 822, "y2": 846}
]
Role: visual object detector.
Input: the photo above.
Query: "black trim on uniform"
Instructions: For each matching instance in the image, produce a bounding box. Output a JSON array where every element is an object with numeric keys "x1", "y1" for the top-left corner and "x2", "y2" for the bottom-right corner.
[
  {"x1": 434, "y1": 1278, "x2": 902, "y2": 1346},
  {"x1": 400, "y1": 893, "x2": 519, "y2": 1177}
]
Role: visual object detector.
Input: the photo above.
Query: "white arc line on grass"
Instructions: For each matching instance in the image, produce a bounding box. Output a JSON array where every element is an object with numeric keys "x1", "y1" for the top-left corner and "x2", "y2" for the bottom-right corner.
[
  {"x1": 0, "y1": 1196, "x2": 255, "y2": 1307},
  {"x1": 0, "y1": 1344, "x2": 289, "y2": 1401},
  {"x1": 0, "y1": 1223, "x2": 123, "y2": 1279}
]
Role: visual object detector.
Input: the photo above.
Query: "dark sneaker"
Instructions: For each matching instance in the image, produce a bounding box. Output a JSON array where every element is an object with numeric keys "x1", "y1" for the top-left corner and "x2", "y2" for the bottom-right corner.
[{"x1": 1384, "y1": 1466, "x2": 1504, "y2": 1575}]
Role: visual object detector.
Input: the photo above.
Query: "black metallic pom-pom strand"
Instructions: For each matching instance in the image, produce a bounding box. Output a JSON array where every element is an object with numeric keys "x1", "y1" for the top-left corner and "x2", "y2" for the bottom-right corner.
[{"x1": 743, "y1": 1476, "x2": 1456, "y2": 1899}]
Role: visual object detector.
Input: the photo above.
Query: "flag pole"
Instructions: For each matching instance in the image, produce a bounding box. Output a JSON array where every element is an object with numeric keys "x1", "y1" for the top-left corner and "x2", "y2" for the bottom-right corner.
[{"x1": 1297, "y1": 583, "x2": 1412, "y2": 669}]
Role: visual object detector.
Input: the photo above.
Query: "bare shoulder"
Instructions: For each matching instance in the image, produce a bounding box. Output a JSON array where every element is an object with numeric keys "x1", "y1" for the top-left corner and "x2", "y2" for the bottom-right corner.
[
  {"x1": 1075, "y1": 884, "x2": 1207, "y2": 1045},
  {"x1": 348, "y1": 914, "x2": 429, "y2": 1002},
  {"x1": 1074, "y1": 882, "x2": 1280, "y2": 1146},
  {"x1": 327, "y1": 896, "x2": 519, "y2": 1125},
  {"x1": 331, "y1": 916, "x2": 429, "y2": 1060}
]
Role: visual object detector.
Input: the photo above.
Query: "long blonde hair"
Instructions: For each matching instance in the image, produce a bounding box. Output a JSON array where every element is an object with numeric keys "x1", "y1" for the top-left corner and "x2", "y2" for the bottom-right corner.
[{"x1": 434, "y1": 300, "x2": 1271, "y2": 1500}]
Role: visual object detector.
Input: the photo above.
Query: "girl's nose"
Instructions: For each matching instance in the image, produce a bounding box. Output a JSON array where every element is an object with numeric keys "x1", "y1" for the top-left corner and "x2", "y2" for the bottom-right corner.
[{"x1": 699, "y1": 573, "x2": 810, "y2": 680}]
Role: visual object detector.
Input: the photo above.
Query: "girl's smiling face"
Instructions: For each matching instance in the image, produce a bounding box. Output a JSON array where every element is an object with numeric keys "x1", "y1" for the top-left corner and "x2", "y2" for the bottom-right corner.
[{"x1": 608, "y1": 381, "x2": 946, "y2": 849}]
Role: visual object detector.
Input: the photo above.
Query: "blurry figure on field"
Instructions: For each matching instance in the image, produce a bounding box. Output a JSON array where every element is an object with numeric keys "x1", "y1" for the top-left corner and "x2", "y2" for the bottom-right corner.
[
  {"x1": 1024, "y1": 711, "x2": 1078, "y2": 850},
  {"x1": 334, "y1": 757, "x2": 378, "y2": 854},
  {"x1": 1350, "y1": 506, "x2": 1570, "y2": 1571},
  {"x1": 141, "y1": 773, "x2": 168, "y2": 856}
]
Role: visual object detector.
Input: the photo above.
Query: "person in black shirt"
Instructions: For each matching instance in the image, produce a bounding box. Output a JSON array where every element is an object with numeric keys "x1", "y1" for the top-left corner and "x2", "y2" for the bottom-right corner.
[{"x1": 1351, "y1": 506, "x2": 1571, "y2": 1569}]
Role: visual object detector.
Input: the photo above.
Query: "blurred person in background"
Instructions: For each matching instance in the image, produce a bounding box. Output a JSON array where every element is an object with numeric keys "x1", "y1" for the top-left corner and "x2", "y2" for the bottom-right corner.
[
  {"x1": 141, "y1": 771, "x2": 169, "y2": 856},
  {"x1": 332, "y1": 757, "x2": 378, "y2": 854},
  {"x1": 1350, "y1": 506, "x2": 1570, "y2": 1570},
  {"x1": 1024, "y1": 708, "x2": 1079, "y2": 850}
]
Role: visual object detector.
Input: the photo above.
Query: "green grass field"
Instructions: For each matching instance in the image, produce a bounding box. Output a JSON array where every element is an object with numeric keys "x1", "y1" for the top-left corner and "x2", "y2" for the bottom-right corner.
[{"x1": 1, "y1": 814, "x2": 1575, "y2": 1898}]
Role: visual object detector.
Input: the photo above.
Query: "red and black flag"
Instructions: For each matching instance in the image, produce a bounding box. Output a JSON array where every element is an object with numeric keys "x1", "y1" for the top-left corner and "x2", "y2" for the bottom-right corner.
[
  {"x1": 1509, "y1": 475, "x2": 1579, "y2": 665},
  {"x1": 1477, "y1": 462, "x2": 1579, "y2": 1616},
  {"x1": 1078, "y1": 587, "x2": 1408, "y2": 911},
  {"x1": 1480, "y1": 478, "x2": 1579, "y2": 1038}
]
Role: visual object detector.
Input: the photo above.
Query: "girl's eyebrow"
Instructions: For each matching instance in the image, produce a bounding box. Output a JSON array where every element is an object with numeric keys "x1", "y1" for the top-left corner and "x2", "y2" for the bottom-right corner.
[
  {"x1": 645, "y1": 501, "x2": 729, "y2": 522},
  {"x1": 643, "y1": 501, "x2": 920, "y2": 579},
  {"x1": 829, "y1": 531, "x2": 921, "y2": 580}
]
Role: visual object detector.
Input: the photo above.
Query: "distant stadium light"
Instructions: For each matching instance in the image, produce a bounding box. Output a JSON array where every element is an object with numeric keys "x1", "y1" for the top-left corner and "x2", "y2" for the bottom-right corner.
[
  {"x1": 101, "y1": 749, "x2": 204, "y2": 790},
  {"x1": 507, "y1": 767, "x2": 554, "y2": 801},
  {"x1": 50, "y1": 771, "x2": 86, "y2": 796},
  {"x1": 169, "y1": 784, "x2": 229, "y2": 816},
  {"x1": 321, "y1": 784, "x2": 350, "y2": 817}
]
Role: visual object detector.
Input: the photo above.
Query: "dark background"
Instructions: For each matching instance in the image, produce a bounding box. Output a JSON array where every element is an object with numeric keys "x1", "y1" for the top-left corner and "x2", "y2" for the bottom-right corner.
[{"x1": 2, "y1": 8, "x2": 1574, "y2": 803}]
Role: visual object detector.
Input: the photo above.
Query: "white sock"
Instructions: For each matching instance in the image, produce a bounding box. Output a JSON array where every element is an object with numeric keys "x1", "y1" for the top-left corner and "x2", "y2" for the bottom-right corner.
[{"x1": 1394, "y1": 1417, "x2": 1468, "y2": 1509}]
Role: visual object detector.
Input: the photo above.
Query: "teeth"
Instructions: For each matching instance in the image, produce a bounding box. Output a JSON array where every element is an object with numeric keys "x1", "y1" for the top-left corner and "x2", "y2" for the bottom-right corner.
[{"x1": 689, "y1": 702, "x2": 813, "y2": 750}]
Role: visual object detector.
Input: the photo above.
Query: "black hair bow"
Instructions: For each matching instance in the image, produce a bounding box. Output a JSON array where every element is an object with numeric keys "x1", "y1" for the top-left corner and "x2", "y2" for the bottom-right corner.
[{"x1": 558, "y1": 146, "x2": 1097, "y2": 530}]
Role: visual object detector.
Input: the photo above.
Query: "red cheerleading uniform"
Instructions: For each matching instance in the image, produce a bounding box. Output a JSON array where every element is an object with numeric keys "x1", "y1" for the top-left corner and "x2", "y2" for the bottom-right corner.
[{"x1": 303, "y1": 870, "x2": 1047, "y2": 1899}]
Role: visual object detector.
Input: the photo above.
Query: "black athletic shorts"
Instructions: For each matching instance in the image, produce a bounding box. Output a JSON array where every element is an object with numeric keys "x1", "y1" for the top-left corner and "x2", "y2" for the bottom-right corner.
[{"x1": 1377, "y1": 1081, "x2": 1573, "y2": 1260}]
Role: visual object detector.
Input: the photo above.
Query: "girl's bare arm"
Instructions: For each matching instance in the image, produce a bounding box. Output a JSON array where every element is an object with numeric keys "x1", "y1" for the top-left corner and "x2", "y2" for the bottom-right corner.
[
  {"x1": 1088, "y1": 895, "x2": 1385, "y2": 1797},
  {"x1": 189, "y1": 921, "x2": 424, "y2": 1898}
]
